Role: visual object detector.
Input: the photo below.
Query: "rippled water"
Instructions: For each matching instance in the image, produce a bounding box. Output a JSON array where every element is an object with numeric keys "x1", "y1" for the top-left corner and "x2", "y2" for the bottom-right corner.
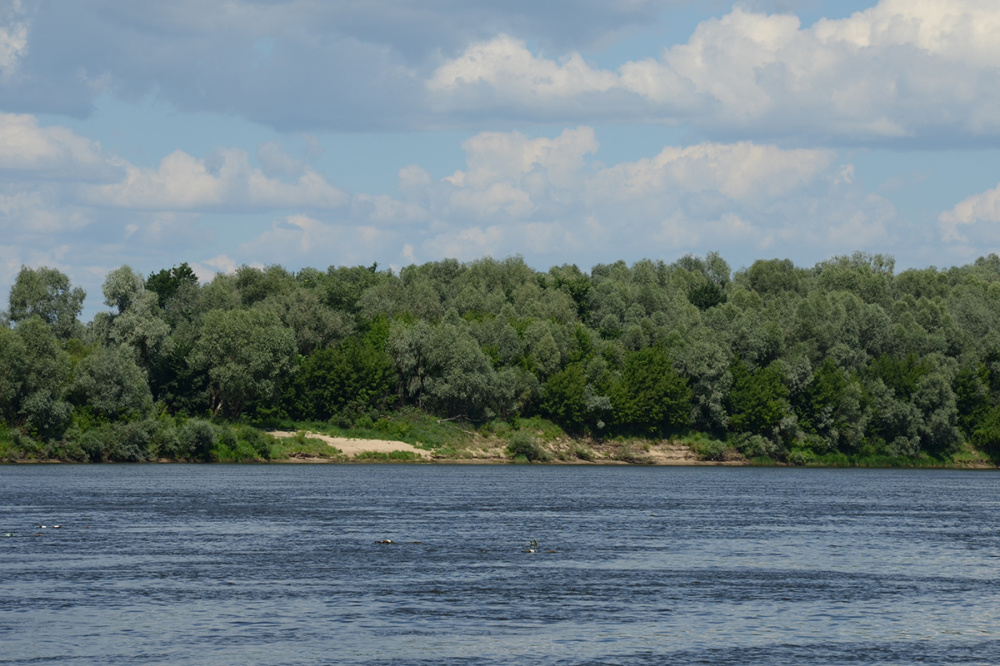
[{"x1": 2, "y1": 465, "x2": 999, "y2": 664}]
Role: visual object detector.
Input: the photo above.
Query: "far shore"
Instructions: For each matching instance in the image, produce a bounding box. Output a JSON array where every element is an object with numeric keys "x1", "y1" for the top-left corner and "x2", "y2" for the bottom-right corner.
[
  {"x1": 5, "y1": 431, "x2": 995, "y2": 467},
  {"x1": 268, "y1": 430, "x2": 747, "y2": 466}
]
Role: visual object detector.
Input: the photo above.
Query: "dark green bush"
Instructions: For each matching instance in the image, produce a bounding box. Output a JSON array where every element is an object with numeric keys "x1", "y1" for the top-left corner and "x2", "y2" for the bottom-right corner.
[
  {"x1": 180, "y1": 420, "x2": 216, "y2": 461},
  {"x1": 506, "y1": 432, "x2": 550, "y2": 462},
  {"x1": 693, "y1": 438, "x2": 727, "y2": 461}
]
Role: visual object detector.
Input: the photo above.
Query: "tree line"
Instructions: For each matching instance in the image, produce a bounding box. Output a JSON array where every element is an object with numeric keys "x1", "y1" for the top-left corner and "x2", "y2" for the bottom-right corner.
[{"x1": 4, "y1": 252, "x2": 1000, "y2": 464}]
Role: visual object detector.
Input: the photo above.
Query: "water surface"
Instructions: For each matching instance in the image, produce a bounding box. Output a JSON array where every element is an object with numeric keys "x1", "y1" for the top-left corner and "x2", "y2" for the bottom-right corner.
[{"x1": 2, "y1": 465, "x2": 999, "y2": 664}]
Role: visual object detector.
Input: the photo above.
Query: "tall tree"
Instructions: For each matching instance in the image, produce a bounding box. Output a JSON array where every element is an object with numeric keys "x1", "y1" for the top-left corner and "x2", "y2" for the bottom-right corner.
[
  {"x1": 190, "y1": 309, "x2": 296, "y2": 418},
  {"x1": 146, "y1": 263, "x2": 199, "y2": 308},
  {"x1": 611, "y1": 346, "x2": 691, "y2": 435},
  {"x1": 7, "y1": 266, "x2": 86, "y2": 340}
]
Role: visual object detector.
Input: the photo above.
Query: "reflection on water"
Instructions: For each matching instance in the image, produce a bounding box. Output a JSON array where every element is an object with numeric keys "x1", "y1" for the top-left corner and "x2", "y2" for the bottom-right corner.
[{"x1": 2, "y1": 465, "x2": 999, "y2": 664}]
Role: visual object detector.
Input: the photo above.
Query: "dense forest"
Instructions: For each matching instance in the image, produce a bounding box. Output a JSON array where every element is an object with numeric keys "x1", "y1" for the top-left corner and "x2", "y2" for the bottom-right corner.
[{"x1": 4, "y1": 252, "x2": 1000, "y2": 465}]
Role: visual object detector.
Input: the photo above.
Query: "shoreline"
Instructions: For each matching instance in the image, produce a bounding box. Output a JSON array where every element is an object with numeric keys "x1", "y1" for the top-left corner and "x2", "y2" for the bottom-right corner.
[
  {"x1": 4, "y1": 458, "x2": 996, "y2": 468},
  {"x1": 266, "y1": 430, "x2": 747, "y2": 466},
  {"x1": 4, "y1": 430, "x2": 996, "y2": 469}
]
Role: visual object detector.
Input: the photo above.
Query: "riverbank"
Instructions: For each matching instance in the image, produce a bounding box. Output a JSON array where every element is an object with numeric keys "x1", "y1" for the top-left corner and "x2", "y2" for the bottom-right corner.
[
  {"x1": 266, "y1": 430, "x2": 745, "y2": 465},
  {"x1": 260, "y1": 430, "x2": 997, "y2": 468},
  {"x1": 3, "y1": 413, "x2": 995, "y2": 467}
]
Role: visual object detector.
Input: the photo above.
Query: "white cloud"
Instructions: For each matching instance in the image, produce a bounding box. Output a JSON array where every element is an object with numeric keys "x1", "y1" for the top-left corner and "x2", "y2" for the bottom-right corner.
[
  {"x1": 428, "y1": 34, "x2": 618, "y2": 102},
  {"x1": 588, "y1": 142, "x2": 834, "y2": 202},
  {"x1": 0, "y1": 1, "x2": 685, "y2": 129},
  {"x1": 448, "y1": 126, "x2": 598, "y2": 189},
  {"x1": 6, "y1": 0, "x2": 1000, "y2": 142},
  {"x1": 0, "y1": 113, "x2": 119, "y2": 180},
  {"x1": 940, "y1": 182, "x2": 1000, "y2": 242},
  {"x1": 428, "y1": 1, "x2": 1000, "y2": 142},
  {"x1": 0, "y1": 114, "x2": 975, "y2": 315},
  {"x1": 399, "y1": 164, "x2": 432, "y2": 192},
  {"x1": 221, "y1": 125, "x2": 899, "y2": 271},
  {"x1": 85, "y1": 148, "x2": 349, "y2": 211},
  {"x1": 189, "y1": 255, "x2": 238, "y2": 282},
  {"x1": 352, "y1": 194, "x2": 427, "y2": 224}
]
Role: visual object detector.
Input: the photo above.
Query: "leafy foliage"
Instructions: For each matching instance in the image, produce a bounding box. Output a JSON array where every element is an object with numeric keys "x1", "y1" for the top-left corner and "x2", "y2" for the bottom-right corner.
[
  {"x1": 190, "y1": 309, "x2": 296, "y2": 418},
  {"x1": 6, "y1": 252, "x2": 1000, "y2": 465},
  {"x1": 290, "y1": 333, "x2": 394, "y2": 421},
  {"x1": 146, "y1": 263, "x2": 199, "y2": 308},
  {"x1": 611, "y1": 346, "x2": 691, "y2": 435},
  {"x1": 7, "y1": 266, "x2": 85, "y2": 340},
  {"x1": 728, "y1": 359, "x2": 789, "y2": 439}
]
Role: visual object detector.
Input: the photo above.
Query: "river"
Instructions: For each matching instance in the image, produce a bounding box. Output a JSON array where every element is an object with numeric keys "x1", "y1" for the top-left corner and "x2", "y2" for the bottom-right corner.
[{"x1": 2, "y1": 465, "x2": 999, "y2": 664}]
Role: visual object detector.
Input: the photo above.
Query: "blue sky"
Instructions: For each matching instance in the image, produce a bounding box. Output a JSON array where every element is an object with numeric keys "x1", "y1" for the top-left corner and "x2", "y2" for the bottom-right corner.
[{"x1": 4, "y1": 0, "x2": 1000, "y2": 316}]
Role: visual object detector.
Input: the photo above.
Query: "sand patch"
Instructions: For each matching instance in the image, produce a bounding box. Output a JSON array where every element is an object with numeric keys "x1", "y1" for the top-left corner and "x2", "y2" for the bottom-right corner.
[{"x1": 269, "y1": 430, "x2": 430, "y2": 459}]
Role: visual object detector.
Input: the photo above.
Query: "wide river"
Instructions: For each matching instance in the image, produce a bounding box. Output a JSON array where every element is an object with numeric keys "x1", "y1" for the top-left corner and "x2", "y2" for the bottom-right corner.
[{"x1": 1, "y1": 465, "x2": 999, "y2": 664}]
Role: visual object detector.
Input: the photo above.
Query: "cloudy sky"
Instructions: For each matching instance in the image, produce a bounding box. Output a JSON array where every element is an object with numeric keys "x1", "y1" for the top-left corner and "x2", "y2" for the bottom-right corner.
[{"x1": 4, "y1": 0, "x2": 1000, "y2": 313}]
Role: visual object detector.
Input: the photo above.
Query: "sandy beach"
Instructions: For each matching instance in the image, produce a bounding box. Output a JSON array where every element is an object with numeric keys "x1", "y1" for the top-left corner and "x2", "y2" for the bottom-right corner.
[{"x1": 268, "y1": 430, "x2": 431, "y2": 460}]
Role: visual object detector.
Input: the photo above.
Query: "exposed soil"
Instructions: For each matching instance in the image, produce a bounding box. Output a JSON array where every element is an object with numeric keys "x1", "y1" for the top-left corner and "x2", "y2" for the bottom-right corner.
[{"x1": 268, "y1": 431, "x2": 431, "y2": 459}]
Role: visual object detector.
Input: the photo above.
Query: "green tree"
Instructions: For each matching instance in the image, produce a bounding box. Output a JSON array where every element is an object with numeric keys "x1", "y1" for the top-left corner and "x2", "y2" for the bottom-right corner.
[
  {"x1": 13, "y1": 317, "x2": 73, "y2": 439},
  {"x1": 96, "y1": 266, "x2": 173, "y2": 374},
  {"x1": 673, "y1": 337, "x2": 732, "y2": 433},
  {"x1": 146, "y1": 263, "x2": 199, "y2": 308},
  {"x1": 548, "y1": 263, "x2": 592, "y2": 319},
  {"x1": 728, "y1": 359, "x2": 789, "y2": 438},
  {"x1": 422, "y1": 319, "x2": 513, "y2": 420},
  {"x1": 972, "y1": 405, "x2": 1000, "y2": 459},
  {"x1": 954, "y1": 365, "x2": 991, "y2": 439},
  {"x1": 541, "y1": 363, "x2": 588, "y2": 430},
  {"x1": 324, "y1": 264, "x2": 388, "y2": 314},
  {"x1": 0, "y1": 326, "x2": 28, "y2": 425},
  {"x1": 291, "y1": 334, "x2": 395, "y2": 421},
  {"x1": 190, "y1": 309, "x2": 296, "y2": 418},
  {"x1": 794, "y1": 357, "x2": 848, "y2": 435},
  {"x1": 746, "y1": 258, "x2": 802, "y2": 296},
  {"x1": 611, "y1": 346, "x2": 691, "y2": 435},
  {"x1": 7, "y1": 266, "x2": 86, "y2": 339},
  {"x1": 234, "y1": 264, "x2": 295, "y2": 307},
  {"x1": 255, "y1": 287, "x2": 354, "y2": 356},
  {"x1": 69, "y1": 345, "x2": 153, "y2": 422},
  {"x1": 387, "y1": 320, "x2": 433, "y2": 409}
]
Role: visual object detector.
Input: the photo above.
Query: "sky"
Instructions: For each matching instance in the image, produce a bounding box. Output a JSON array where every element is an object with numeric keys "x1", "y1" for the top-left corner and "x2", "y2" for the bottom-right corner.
[{"x1": 4, "y1": 0, "x2": 1000, "y2": 316}]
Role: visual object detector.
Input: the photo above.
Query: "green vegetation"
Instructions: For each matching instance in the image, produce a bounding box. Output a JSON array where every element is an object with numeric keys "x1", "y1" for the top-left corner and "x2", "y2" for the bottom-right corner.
[
  {"x1": 4, "y1": 252, "x2": 1000, "y2": 467},
  {"x1": 506, "y1": 432, "x2": 551, "y2": 462}
]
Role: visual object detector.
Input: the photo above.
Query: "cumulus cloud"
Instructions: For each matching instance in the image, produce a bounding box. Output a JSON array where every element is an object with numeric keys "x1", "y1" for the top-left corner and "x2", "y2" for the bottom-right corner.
[
  {"x1": 940, "y1": 182, "x2": 1000, "y2": 243},
  {"x1": 429, "y1": 1, "x2": 1000, "y2": 143},
  {"x1": 84, "y1": 148, "x2": 349, "y2": 211},
  {"x1": 4, "y1": 0, "x2": 1000, "y2": 142},
  {"x1": 232, "y1": 126, "x2": 898, "y2": 270},
  {"x1": 0, "y1": 115, "x2": 971, "y2": 315},
  {"x1": 0, "y1": 113, "x2": 120, "y2": 181},
  {"x1": 588, "y1": 142, "x2": 834, "y2": 202},
  {"x1": 0, "y1": 0, "x2": 683, "y2": 128}
]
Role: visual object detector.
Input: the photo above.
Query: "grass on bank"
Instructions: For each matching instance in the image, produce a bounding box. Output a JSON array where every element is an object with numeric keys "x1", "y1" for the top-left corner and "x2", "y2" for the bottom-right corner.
[{"x1": 3, "y1": 406, "x2": 998, "y2": 467}]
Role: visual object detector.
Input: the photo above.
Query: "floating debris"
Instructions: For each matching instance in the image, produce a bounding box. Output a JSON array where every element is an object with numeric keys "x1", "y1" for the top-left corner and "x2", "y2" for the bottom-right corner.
[
  {"x1": 2, "y1": 533, "x2": 13, "y2": 538},
  {"x1": 375, "y1": 539, "x2": 395, "y2": 544}
]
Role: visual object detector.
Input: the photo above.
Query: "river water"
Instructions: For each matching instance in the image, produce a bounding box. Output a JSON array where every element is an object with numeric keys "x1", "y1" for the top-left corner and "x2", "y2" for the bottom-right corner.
[{"x1": 1, "y1": 465, "x2": 999, "y2": 664}]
